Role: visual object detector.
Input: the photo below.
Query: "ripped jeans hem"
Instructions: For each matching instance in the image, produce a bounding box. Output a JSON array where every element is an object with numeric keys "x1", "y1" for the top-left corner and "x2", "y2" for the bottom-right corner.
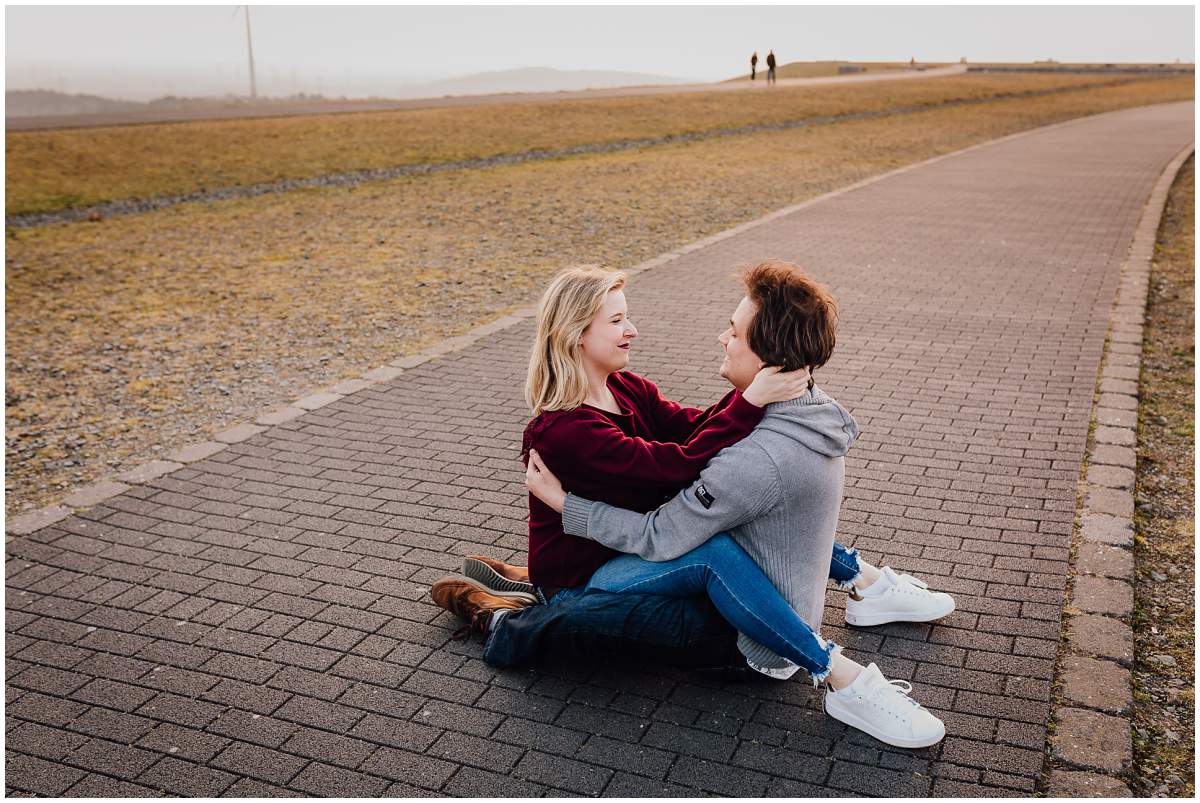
[
  {"x1": 807, "y1": 637, "x2": 841, "y2": 687},
  {"x1": 831, "y1": 546, "x2": 863, "y2": 592}
]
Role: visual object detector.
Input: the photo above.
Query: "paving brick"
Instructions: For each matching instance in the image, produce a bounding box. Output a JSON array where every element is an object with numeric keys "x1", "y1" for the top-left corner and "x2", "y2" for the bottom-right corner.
[
  {"x1": 5, "y1": 753, "x2": 88, "y2": 795},
  {"x1": 1067, "y1": 613, "x2": 1133, "y2": 662},
  {"x1": 1072, "y1": 575, "x2": 1134, "y2": 617},
  {"x1": 493, "y1": 715, "x2": 588, "y2": 755},
  {"x1": 166, "y1": 441, "x2": 227, "y2": 463},
  {"x1": 1048, "y1": 769, "x2": 1132, "y2": 797},
  {"x1": 1094, "y1": 407, "x2": 1136, "y2": 428},
  {"x1": 294, "y1": 392, "x2": 344, "y2": 411},
  {"x1": 274, "y1": 694, "x2": 364, "y2": 733},
  {"x1": 137, "y1": 755, "x2": 238, "y2": 796},
  {"x1": 513, "y1": 749, "x2": 613, "y2": 796},
  {"x1": 667, "y1": 755, "x2": 770, "y2": 796},
  {"x1": 1052, "y1": 708, "x2": 1132, "y2": 772},
  {"x1": 356, "y1": 745, "x2": 456, "y2": 791},
  {"x1": 70, "y1": 706, "x2": 158, "y2": 744},
  {"x1": 8, "y1": 690, "x2": 89, "y2": 726},
  {"x1": 1075, "y1": 543, "x2": 1133, "y2": 579},
  {"x1": 63, "y1": 481, "x2": 133, "y2": 509},
  {"x1": 1083, "y1": 486, "x2": 1134, "y2": 518},
  {"x1": 211, "y1": 740, "x2": 308, "y2": 785},
  {"x1": 65, "y1": 773, "x2": 160, "y2": 797},
  {"x1": 257, "y1": 406, "x2": 307, "y2": 426},
  {"x1": 445, "y1": 765, "x2": 548, "y2": 797},
  {"x1": 135, "y1": 692, "x2": 224, "y2": 728},
  {"x1": 6, "y1": 721, "x2": 89, "y2": 760},
  {"x1": 66, "y1": 737, "x2": 160, "y2": 779},
  {"x1": 1061, "y1": 655, "x2": 1131, "y2": 714},
  {"x1": 136, "y1": 722, "x2": 230, "y2": 763},
  {"x1": 642, "y1": 720, "x2": 738, "y2": 762},
  {"x1": 214, "y1": 423, "x2": 267, "y2": 444},
  {"x1": 1089, "y1": 444, "x2": 1136, "y2": 469},
  {"x1": 206, "y1": 709, "x2": 298, "y2": 748},
  {"x1": 1079, "y1": 513, "x2": 1133, "y2": 547},
  {"x1": 602, "y1": 773, "x2": 700, "y2": 797},
  {"x1": 6, "y1": 506, "x2": 73, "y2": 535},
  {"x1": 115, "y1": 460, "x2": 184, "y2": 485}
]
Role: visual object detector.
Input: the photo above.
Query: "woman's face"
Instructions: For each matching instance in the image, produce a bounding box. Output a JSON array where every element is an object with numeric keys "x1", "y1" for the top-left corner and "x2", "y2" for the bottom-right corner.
[{"x1": 579, "y1": 289, "x2": 637, "y2": 375}]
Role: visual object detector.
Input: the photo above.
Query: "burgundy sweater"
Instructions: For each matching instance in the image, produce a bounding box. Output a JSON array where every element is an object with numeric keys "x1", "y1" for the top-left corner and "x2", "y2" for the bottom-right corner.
[{"x1": 521, "y1": 371, "x2": 764, "y2": 590}]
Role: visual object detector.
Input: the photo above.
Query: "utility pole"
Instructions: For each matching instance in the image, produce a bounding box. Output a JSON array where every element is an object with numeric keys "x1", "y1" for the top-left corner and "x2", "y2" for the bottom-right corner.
[{"x1": 244, "y1": 5, "x2": 258, "y2": 98}]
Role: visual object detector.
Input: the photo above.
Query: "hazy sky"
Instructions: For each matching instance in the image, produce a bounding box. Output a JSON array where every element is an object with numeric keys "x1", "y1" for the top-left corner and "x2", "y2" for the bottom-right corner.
[{"x1": 6, "y1": 4, "x2": 1195, "y2": 99}]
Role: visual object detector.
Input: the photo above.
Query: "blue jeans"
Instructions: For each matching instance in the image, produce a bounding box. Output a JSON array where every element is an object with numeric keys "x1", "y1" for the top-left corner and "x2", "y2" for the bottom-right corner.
[
  {"x1": 584, "y1": 533, "x2": 836, "y2": 681},
  {"x1": 483, "y1": 589, "x2": 740, "y2": 670},
  {"x1": 483, "y1": 539, "x2": 862, "y2": 673},
  {"x1": 829, "y1": 542, "x2": 863, "y2": 590}
]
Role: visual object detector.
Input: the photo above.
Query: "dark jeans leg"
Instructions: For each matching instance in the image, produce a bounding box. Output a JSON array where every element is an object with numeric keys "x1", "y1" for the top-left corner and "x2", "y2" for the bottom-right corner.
[{"x1": 483, "y1": 589, "x2": 739, "y2": 669}]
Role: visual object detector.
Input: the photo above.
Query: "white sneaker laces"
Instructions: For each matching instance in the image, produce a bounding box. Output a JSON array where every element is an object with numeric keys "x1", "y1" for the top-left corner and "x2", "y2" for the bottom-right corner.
[
  {"x1": 872, "y1": 678, "x2": 921, "y2": 710},
  {"x1": 898, "y1": 574, "x2": 929, "y2": 590}
]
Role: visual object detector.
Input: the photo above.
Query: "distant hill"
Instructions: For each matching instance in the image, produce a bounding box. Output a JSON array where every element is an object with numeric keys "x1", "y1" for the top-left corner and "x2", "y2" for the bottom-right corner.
[
  {"x1": 6, "y1": 67, "x2": 694, "y2": 121},
  {"x1": 395, "y1": 66, "x2": 693, "y2": 98},
  {"x1": 6, "y1": 89, "x2": 144, "y2": 117}
]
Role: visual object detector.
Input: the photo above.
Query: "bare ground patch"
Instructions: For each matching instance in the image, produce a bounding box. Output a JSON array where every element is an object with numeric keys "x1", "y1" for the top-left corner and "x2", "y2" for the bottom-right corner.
[{"x1": 1131, "y1": 154, "x2": 1195, "y2": 797}]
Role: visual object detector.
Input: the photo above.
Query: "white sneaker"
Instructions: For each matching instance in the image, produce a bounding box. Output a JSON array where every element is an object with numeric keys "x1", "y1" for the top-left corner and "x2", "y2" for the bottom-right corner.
[
  {"x1": 844, "y1": 566, "x2": 955, "y2": 627},
  {"x1": 824, "y1": 663, "x2": 946, "y2": 748}
]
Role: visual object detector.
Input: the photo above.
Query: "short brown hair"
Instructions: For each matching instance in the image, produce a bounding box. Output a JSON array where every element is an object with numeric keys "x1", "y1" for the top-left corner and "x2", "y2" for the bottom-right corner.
[{"x1": 741, "y1": 259, "x2": 838, "y2": 373}]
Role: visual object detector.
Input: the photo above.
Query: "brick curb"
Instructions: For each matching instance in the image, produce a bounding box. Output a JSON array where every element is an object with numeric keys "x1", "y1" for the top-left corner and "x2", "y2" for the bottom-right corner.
[
  {"x1": 6, "y1": 100, "x2": 1191, "y2": 540},
  {"x1": 1045, "y1": 140, "x2": 1194, "y2": 796}
]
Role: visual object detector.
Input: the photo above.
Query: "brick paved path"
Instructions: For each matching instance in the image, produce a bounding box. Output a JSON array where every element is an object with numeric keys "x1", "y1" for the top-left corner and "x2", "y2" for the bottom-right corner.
[{"x1": 6, "y1": 101, "x2": 1192, "y2": 797}]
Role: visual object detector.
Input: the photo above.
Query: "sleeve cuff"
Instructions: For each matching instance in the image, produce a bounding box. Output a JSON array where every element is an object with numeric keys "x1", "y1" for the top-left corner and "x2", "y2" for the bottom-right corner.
[
  {"x1": 561, "y1": 493, "x2": 594, "y2": 536},
  {"x1": 729, "y1": 389, "x2": 766, "y2": 421}
]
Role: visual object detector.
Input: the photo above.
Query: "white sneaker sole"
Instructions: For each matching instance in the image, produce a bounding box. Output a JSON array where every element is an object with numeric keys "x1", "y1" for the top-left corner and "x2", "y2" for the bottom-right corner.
[
  {"x1": 444, "y1": 573, "x2": 538, "y2": 606},
  {"x1": 824, "y1": 694, "x2": 946, "y2": 749},
  {"x1": 462, "y1": 558, "x2": 536, "y2": 597},
  {"x1": 844, "y1": 595, "x2": 955, "y2": 627}
]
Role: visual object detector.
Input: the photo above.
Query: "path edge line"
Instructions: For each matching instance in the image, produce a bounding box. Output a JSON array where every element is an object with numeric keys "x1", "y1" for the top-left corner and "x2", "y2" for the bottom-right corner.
[
  {"x1": 6, "y1": 100, "x2": 1192, "y2": 538},
  {"x1": 1041, "y1": 139, "x2": 1195, "y2": 796}
]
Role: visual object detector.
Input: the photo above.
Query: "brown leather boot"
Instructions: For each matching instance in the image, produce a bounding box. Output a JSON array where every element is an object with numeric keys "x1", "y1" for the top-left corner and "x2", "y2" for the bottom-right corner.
[
  {"x1": 462, "y1": 555, "x2": 534, "y2": 595},
  {"x1": 430, "y1": 575, "x2": 535, "y2": 641}
]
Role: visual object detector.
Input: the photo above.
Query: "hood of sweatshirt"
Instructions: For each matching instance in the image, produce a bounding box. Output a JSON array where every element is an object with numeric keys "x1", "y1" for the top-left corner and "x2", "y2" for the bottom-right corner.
[{"x1": 755, "y1": 385, "x2": 859, "y2": 457}]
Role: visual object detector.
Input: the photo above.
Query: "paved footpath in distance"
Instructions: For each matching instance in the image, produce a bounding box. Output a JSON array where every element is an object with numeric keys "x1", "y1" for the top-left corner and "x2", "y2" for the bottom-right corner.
[{"x1": 5, "y1": 100, "x2": 1193, "y2": 797}]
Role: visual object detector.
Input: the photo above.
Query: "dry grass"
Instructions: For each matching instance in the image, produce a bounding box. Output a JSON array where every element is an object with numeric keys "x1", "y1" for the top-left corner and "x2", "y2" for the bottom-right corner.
[
  {"x1": 5, "y1": 73, "x2": 1167, "y2": 216},
  {"x1": 4, "y1": 76, "x2": 1194, "y2": 514},
  {"x1": 1131, "y1": 155, "x2": 1194, "y2": 798}
]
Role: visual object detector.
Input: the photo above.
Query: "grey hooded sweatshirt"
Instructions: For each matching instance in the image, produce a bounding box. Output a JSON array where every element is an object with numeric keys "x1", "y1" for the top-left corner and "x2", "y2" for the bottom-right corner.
[{"x1": 561, "y1": 385, "x2": 859, "y2": 673}]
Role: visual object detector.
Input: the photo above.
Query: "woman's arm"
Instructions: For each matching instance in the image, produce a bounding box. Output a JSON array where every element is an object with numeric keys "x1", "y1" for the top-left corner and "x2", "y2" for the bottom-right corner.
[
  {"x1": 535, "y1": 395, "x2": 761, "y2": 487},
  {"x1": 644, "y1": 368, "x2": 812, "y2": 444},
  {"x1": 648, "y1": 385, "x2": 735, "y2": 444}
]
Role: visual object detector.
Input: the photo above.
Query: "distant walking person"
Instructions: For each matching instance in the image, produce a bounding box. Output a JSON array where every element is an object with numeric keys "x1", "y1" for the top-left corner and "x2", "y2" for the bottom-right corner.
[
  {"x1": 750, "y1": 51, "x2": 758, "y2": 81},
  {"x1": 766, "y1": 50, "x2": 777, "y2": 84}
]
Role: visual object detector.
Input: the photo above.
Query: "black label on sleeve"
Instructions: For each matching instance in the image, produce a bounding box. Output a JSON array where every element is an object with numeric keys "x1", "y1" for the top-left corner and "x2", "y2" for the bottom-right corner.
[{"x1": 694, "y1": 484, "x2": 715, "y2": 509}]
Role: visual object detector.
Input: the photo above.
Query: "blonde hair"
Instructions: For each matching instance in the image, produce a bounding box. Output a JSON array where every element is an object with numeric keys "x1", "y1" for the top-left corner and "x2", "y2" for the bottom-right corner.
[{"x1": 526, "y1": 266, "x2": 627, "y2": 416}]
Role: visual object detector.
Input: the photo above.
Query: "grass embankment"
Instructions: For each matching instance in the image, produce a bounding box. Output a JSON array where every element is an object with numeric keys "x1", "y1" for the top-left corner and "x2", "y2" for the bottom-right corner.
[
  {"x1": 2, "y1": 73, "x2": 1164, "y2": 216},
  {"x1": 1131, "y1": 155, "x2": 1194, "y2": 797},
  {"x1": 4, "y1": 75, "x2": 1193, "y2": 515},
  {"x1": 730, "y1": 60, "x2": 926, "y2": 81}
]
